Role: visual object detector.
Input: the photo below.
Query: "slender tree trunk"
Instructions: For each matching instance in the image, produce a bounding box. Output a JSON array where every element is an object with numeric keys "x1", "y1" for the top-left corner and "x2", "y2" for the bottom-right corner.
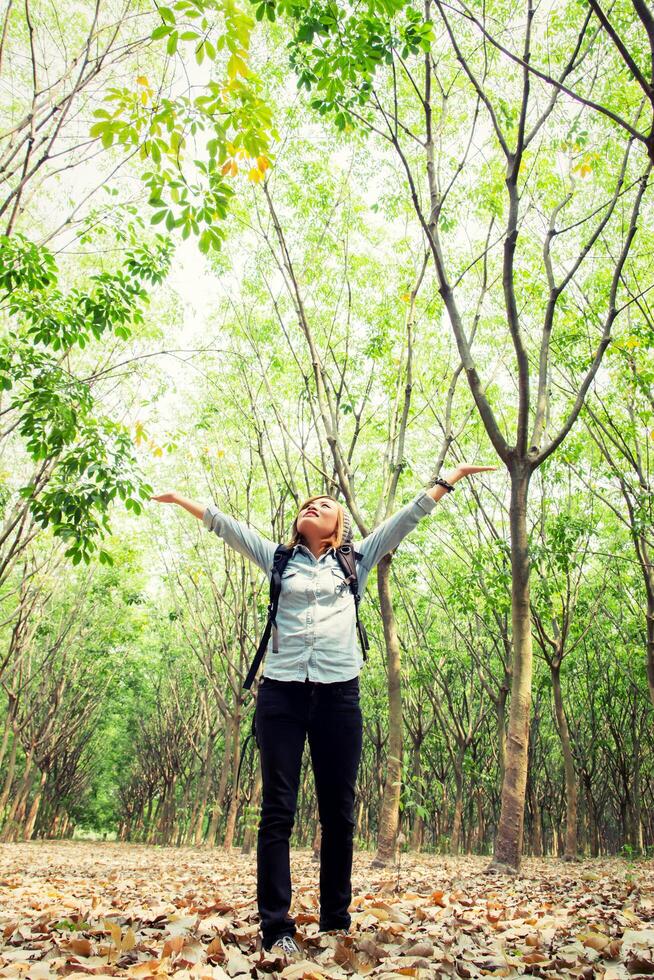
[
  {"x1": 409, "y1": 742, "x2": 423, "y2": 851},
  {"x1": 475, "y1": 786, "x2": 485, "y2": 853},
  {"x1": 1, "y1": 744, "x2": 34, "y2": 841},
  {"x1": 451, "y1": 747, "x2": 465, "y2": 854},
  {"x1": 0, "y1": 709, "x2": 13, "y2": 772},
  {"x1": 0, "y1": 734, "x2": 18, "y2": 815},
  {"x1": 490, "y1": 468, "x2": 532, "y2": 872},
  {"x1": 497, "y1": 686, "x2": 508, "y2": 787},
  {"x1": 175, "y1": 774, "x2": 194, "y2": 846},
  {"x1": 527, "y1": 781, "x2": 543, "y2": 857},
  {"x1": 551, "y1": 662, "x2": 578, "y2": 859},
  {"x1": 223, "y1": 717, "x2": 242, "y2": 850},
  {"x1": 23, "y1": 768, "x2": 46, "y2": 840},
  {"x1": 645, "y1": 585, "x2": 654, "y2": 709},
  {"x1": 241, "y1": 759, "x2": 262, "y2": 855},
  {"x1": 372, "y1": 556, "x2": 403, "y2": 866},
  {"x1": 584, "y1": 777, "x2": 600, "y2": 857},
  {"x1": 206, "y1": 727, "x2": 232, "y2": 847},
  {"x1": 193, "y1": 733, "x2": 215, "y2": 845}
]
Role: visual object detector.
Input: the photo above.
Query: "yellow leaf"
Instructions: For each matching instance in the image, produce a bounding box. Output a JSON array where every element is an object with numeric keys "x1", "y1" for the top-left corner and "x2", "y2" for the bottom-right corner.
[
  {"x1": 103, "y1": 918, "x2": 122, "y2": 951},
  {"x1": 257, "y1": 155, "x2": 270, "y2": 171},
  {"x1": 221, "y1": 161, "x2": 232, "y2": 176},
  {"x1": 134, "y1": 421, "x2": 146, "y2": 446},
  {"x1": 578, "y1": 930, "x2": 611, "y2": 952},
  {"x1": 401, "y1": 292, "x2": 411, "y2": 302},
  {"x1": 122, "y1": 928, "x2": 137, "y2": 952},
  {"x1": 230, "y1": 161, "x2": 238, "y2": 176},
  {"x1": 140, "y1": 91, "x2": 148, "y2": 106},
  {"x1": 136, "y1": 75, "x2": 149, "y2": 87},
  {"x1": 248, "y1": 167, "x2": 263, "y2": 182},
  {"x1": 227, "y1": 53, "x2": 248, "y2": 79},
  {"x1": 368, "y1": 907, "x2": 390, "y2": 921}
]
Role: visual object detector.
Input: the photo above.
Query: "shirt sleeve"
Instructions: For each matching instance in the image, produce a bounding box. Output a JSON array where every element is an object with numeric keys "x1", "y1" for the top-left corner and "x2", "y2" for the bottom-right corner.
[
  {"x1": 357, "y1": 490, "x2": 437, "y2": 571},
  {"x1": 203, "y1": 505, "x2": 277, "y2": 577}
]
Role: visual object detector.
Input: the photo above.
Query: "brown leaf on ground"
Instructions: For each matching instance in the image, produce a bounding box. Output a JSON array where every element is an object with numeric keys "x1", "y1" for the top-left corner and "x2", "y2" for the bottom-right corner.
[{"x1": 0, "y1": 845, "x2": 653, "y2": 980}]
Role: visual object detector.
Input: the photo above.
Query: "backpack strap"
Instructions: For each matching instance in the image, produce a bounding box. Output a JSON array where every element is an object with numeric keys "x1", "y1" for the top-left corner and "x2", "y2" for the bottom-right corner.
[
  {"x1": 335, "y1": 544, "x2": 369, "y2": 660},
  {"x1": 243, "y1": 544, "x2": 293, "y2": 692}
]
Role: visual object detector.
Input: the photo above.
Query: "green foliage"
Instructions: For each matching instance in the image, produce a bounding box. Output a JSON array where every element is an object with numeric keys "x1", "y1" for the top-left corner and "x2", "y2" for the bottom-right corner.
[
  {"x1": 252, "y1": 0, "x2": 433, "y2": 130},
  {"x1": 0, "y1": 234, "x2": 172, "y2": 563},
  {"x1": 88, "y1": 0, "x2": 278, "y2": 249}
]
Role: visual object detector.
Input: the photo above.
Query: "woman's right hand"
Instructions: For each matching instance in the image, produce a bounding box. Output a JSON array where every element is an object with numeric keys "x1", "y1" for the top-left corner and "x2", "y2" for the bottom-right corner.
[
  {"x1": 151, "y1": 492, "x2": 206, "y2": 521},
  {"x1": 151, "y1": 491, "x2": 180, "y2": 504}
]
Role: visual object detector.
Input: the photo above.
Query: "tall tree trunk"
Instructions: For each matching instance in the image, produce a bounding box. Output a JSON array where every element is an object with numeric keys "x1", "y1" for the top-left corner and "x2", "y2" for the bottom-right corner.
[
  {"x1": 490, "y1": 468, "x2": 532, "y2": 872},
  {"x1": 372, "y1": 556, "x2": 403, "y2": 866},
  {"x1": 193, "y1": 733, "x2": 215, "y2": 845},
  {"x1": 551, "y1": 662, "x2": 578, "y2": 860}
]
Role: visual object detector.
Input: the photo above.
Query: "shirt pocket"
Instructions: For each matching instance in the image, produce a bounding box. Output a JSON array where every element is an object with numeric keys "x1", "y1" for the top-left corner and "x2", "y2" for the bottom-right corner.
[{"x1": 281, "y1": 569, "x2": 299, "y2": 594}]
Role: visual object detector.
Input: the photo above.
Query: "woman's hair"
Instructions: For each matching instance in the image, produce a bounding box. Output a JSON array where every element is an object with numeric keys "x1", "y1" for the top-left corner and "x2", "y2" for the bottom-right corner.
[{"x1": 285, "y1": 494, "x2": 345, "y2": 552}]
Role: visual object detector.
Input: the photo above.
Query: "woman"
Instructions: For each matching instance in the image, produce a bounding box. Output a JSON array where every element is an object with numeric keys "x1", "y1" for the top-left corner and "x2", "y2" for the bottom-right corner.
[{"x1": 152, "y1": 462, "x2": 494, "y2": 958}]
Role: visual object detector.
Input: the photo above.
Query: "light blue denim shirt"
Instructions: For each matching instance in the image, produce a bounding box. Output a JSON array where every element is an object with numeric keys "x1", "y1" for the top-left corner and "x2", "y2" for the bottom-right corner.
[{"x1": 202, "y1": 490, "x2": 437, "y2": 683}]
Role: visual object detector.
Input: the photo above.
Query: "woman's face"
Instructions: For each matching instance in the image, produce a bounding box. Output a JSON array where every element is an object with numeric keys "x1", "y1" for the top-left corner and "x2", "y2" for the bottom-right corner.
[{"x1": 296, "y1": 497, "x2": 339, "y2": 540}]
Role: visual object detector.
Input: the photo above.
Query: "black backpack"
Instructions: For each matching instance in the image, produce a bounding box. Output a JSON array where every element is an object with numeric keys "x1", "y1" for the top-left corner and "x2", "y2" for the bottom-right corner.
[{"x1": 235, "y1": 543, "x2": 369, "y2": 792}]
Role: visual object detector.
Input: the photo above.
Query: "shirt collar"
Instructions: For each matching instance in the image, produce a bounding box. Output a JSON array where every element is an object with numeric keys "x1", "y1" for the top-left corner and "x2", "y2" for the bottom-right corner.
[{"x1": 291, "y1": 543, "x2": 336, "y2": 561}]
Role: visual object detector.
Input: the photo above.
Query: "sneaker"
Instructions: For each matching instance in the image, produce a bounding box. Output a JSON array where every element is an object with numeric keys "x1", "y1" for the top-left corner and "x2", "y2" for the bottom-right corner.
[{"x1": 265, "y1": 934, "x2": 302, "y2": 958}]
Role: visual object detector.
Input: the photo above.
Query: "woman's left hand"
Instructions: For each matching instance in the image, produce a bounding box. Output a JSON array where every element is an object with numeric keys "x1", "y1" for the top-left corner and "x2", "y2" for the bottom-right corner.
[{"x1": 452, "y1": 463, "x2": 497, "y2": 478}]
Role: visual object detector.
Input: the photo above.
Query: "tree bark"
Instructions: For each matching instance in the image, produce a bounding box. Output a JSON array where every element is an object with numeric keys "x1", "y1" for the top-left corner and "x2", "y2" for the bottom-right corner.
[
  {"x1": 372, "y1": 555, "x2": 403, "y2": 865},
  {"x1": 551, "y1": 661, "x2": 578, "y2": 859},
  {"x1": 223, "y1": 716, "x2": 242, "y2": 850},
  {"x1": 490, "y1": 467, "x2": 532, "y2": 872}
]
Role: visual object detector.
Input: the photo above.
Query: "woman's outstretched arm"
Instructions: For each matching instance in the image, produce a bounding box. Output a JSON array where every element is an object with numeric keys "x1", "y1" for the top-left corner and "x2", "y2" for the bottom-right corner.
[
  {"x1": 357, "y1": 463, "x2": 496, "y2": 571},
  {"x1": 151, "y1": 491, "x2": 276, "y2": 575}
]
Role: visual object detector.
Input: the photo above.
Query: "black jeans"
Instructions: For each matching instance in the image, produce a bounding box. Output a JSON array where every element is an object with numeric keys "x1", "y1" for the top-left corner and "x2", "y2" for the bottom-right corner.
[{"x1": 254, "y1": 675, "x2": 363, "y2": 949}]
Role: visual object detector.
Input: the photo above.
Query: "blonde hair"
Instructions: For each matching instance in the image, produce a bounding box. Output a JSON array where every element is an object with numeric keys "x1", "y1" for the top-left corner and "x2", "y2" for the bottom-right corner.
[{"x1": 285, "y1": 494, "x2": 345, "y2": 552}]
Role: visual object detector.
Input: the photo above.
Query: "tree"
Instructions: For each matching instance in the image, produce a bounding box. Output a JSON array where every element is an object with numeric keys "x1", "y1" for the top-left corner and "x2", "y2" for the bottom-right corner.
[{"x1": 252, "y1": 0, "x2": 653, "y2": 870}]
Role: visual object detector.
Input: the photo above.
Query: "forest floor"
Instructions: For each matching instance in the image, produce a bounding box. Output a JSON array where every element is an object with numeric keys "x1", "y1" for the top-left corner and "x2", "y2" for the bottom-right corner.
[{"x1": 0, "y1": 842, "x2": 652, "y2": 980}]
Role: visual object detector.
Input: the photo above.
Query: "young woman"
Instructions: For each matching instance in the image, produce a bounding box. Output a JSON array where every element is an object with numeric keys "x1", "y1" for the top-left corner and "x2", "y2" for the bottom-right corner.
[{"x1": 152, "y1": 462, "x2": 494, "y2": 958}]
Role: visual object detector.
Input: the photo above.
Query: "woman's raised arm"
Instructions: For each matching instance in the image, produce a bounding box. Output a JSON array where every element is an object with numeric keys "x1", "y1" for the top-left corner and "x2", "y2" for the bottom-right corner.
[
  {"x1": 357, "y1": 463, "x2": 496, "y2": 571},
  {"x1": 151, "y1": 491, "x2": 276, "y2": 576}
]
